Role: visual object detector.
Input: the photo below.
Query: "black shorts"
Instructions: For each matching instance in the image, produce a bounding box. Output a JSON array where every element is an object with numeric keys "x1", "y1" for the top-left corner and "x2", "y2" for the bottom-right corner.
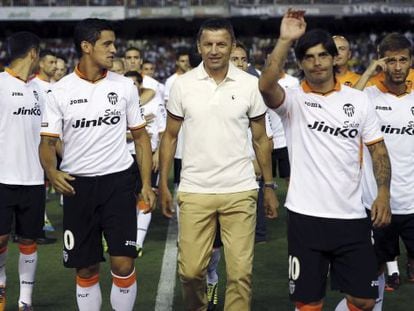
[
  {"x1": 287, "y1": 210, "x2": 378, "y2": 303},
  {"x1": 271, "y1": 147, "x2": 290, "y2": 179},
  {"x1": 174, "y1": 158, "x2": 182, "y2": 184},
  {"x1": 0, "y1": 183, "x2": 45, "y2": 239},
  {"x1": 132, "y1": 155, "x2": 158, "y2": 194},
  {"x1": 373, "y1": 212, "x2": 414, "y2": 263},
  {"x1": 62, "y1": 166, "x2": 138, "y2": 268}
]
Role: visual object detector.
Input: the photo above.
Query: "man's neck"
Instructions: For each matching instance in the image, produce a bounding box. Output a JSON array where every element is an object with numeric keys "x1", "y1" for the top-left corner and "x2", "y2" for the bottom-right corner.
[
  {"x1": 384, "y1": 78, "x2": 408, "y2": 96},
  {"x1": 9, "y1": 61, "x2": 31, "y2": 82},
  {"x1": 37, "y1": 72, "x2": 51, "y2": 82},
  {"x1": 204, "y1": 64, "x2": 229, "y2": 84},
  {"x1": 306, "y1": 78, "x2": 336, "y2": 94},
  {"x1": 78, "y1": 59, "x2": 106, "y2": 82}
]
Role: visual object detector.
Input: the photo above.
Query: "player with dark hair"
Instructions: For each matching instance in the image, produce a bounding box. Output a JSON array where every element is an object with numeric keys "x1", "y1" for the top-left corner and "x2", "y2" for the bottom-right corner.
[
  {"x1": 0, "y1": 31, "x2": 45, "y2": 311},
  {"x1": 259, "y1": 10, "x2": 391, "y2": 311},
  {"x1": 39, "y1": 18, "x2": 155, "y2": 311}
]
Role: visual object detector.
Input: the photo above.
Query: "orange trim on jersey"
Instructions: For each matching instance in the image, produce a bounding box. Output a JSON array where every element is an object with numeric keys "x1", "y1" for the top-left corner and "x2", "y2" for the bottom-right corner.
[
  {"x1": 35, "y1": 74, "x2": 50, "y2": 83},
  {"x1": 18, "y1": 243, "x2": 37, "y2": 255},
  {"x1": 295, "y1": 302, "x2": 323, "y2": 311},
  {"x1": 301, "y1": 79, "x2": 341, "y2": 96},
  {"x1": 129, "y1": 122, "x2": 147, "y2": 131},
  {"x1": 5, "y1": 67, "x2": 27, "y2": 83},
  {"x1": 365, "y1": 137, "x2": 384, "y2": 146},
  {"x1": 0, "y1": 247, "x2": 7, "y2": 254},
  {"x1": 376, "y1": 81, "x2": 411, "y2": 97},
  {"x1": 346, "y1": 301, "x2": 363, "y2": 311},
  {"x1": 74, "y1": 65, "x2": 107, "y2": 84},
  {"x1": 40, "y1": 132, "x2": 60, "y2": 138},
  {"x1": 167, "y1": 110, "x2": 184, "y2": 121},
  {"x1": 76, "y1": 273, "x2": 99, "y2": 288},
  {"x1": 112, "y1": 270, "x2": 136, "y2": 288}
]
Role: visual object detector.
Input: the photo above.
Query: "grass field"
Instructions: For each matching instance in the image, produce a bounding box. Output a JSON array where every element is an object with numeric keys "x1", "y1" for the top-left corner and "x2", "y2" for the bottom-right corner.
[{"x1": 3, "y1": 180, "x2": 413, "y2": 310}]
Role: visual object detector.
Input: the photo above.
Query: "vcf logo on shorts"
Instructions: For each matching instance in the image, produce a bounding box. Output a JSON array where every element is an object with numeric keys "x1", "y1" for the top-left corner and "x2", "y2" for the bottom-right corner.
[{"x1": 107, "y1": 92, "x2": 118, "y2": 105}]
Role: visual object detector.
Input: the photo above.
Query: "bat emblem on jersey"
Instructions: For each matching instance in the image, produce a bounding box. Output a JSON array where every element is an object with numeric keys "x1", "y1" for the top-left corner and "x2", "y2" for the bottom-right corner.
[
  {"x1": 33, "y1": 90, "x2": 39, "y2": 101},
  {"x1": 107, "y1": 92, "x2": 118, "y2": 105},
  {"x1": 411, "y1": 106, "x2": 414, "y2": 116},
  {"x1": 343, "y1": 103, "x2": 355, "y2": 117}
]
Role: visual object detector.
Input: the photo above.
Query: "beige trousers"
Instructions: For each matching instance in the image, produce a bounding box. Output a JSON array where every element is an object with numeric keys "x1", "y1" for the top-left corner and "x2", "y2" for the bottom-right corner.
[{"x1": 177, "y1": 190, "x2": 258, "y2": 311}]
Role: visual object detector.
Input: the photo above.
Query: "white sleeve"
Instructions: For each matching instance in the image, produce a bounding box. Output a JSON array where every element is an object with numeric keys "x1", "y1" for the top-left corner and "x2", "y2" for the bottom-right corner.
[
  {"x1": 40, "y1": 90, "x2": 63, "y2": 138},
  {"x1": 166, "y1": 78, "x2": 184, "y2": 119},
  {"x1": 126, "y1": 81, "x2": 146, "y2": 130}
]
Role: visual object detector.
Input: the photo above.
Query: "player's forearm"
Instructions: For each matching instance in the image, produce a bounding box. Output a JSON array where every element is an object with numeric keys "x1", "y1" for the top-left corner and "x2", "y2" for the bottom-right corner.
[
  {"x1": 367, "y1": 141, "x2": 391, "y2": 197},
  {"x1": 259, "y1": 38, "x2": 293, "y2": 93},
  {"x1": 134, "y1": 130, "x2": 153, "y2": 188},
  {"x1": 354, "y1": 70, "x2": 374, "y2": 91},
  {"x1": 253, "y1": 135, "x2": 273, "y2": 183},
  {"x1": 159, "y1": 132, "x2": 177, "y2": 188},
  {"x1": 39, "y1": 137, "x2": 58, "y2": 177}
]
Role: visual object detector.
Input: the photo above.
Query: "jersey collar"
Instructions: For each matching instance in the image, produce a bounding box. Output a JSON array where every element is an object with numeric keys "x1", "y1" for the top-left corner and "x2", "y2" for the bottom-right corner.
[
  {"x1": 196, "y1": 62, "x2": 237, "y2": 82},
  {"x1": 301, "y1": 79, "x2": 341, "y2": 96},
  {"x1": 5, "y1": 67, "x2": 28, "y2": 83},
  {"x1": 75, "y1": 65, "x2": 108, "y2": 83},
  {"x1": 377, "y1": 80, "x2": 411, "y2": 97}
]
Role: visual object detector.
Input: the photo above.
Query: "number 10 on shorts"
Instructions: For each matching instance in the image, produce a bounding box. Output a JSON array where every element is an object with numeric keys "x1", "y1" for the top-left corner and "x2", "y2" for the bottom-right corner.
[{"x1": 288, "y1": 255, "x2": 300, "y2": 281}]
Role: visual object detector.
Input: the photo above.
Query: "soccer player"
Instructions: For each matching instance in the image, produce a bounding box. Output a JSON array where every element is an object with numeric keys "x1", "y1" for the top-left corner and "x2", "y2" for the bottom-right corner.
[
  {"x1": 0, "y1": 31, "x2": 46, "y2": 311},
  {"x1": 359, "y1": 33, "x2": 414, "y2": 309},
  {"x1": 333, "y1": 35, "x2": 361, "y2": 87},
  {"x1": 164, "y1": 51, "x2": 191, "y2": 189},
  {"x1": 259, "y1": 10, "x2": 391, "y2": 311},
  {"x1": 39, "y1": 18, "x2": 155, "y2": 311},
  {"x1": 141, "y1": 59, "x2": 155, "y2": 78},
  {"x1": 53, "y1": 56, "x2": 67, "y2": 82},
  {"x1": 32, "y1": 49, "x2": 58, "y2": 238},
  {"x1": 159, "y1": 18, "x2": 278, "y2": 310},
  {"x1": 124, "y1": 70, "x2": 166, "y2": 257}
]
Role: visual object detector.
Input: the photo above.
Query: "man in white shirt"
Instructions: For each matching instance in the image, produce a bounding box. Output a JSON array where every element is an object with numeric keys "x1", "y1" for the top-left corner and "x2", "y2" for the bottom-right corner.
[
  {"x1": 159, "y1": 18, "x2": 278, "y2": 311},
  {"x1": 0, "y1": 31, "x2": 45, "y2": 311},
  {"x1": 39, "y1": 18, "x2": 155, "y2": 311},
  {"x1": 259, "y1": 10, "x2": 391, "y2": 311}
]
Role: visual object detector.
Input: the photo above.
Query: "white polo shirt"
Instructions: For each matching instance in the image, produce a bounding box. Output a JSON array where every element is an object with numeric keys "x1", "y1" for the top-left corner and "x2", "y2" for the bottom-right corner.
[
  {"x1": 362, "y1": 84, "x2": 414, "y2": 215},
  {"x1": 167, "y1": 62, "x2": 267, "y2": 193},
  {"x1": 41, "y1": 67, "x2": 146, "y2": 177},
  {"x1": 0, "y1": 68, "x2": 45, "y2": 185},
  {"x1": 277, "y1": 80, "x2": 383, "y2": 219},
  {"x1": 268, "y1": 73, "x2": 300, "y2": 149}
]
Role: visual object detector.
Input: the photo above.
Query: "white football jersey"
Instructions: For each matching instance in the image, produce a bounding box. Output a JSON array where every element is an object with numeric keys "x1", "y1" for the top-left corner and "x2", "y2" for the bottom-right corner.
[
  {"x1": 33, "y1": 76, "x2": 52, "y2": 93},
  {"x1": 268, "y1": 73, "x2": 300, "y2": 149},
  {"x1": 362, "y1": 85, "x2": 414, "y2": 214},
  {"x1": 277, "y1": 81, "x2": 383, "y2": 219},
  {"x1": 0, "y1": 69, "x2": 45, "y2": 185},
  {"x1": 41, "y1": 68, "x2": 146, "y2": 177}
]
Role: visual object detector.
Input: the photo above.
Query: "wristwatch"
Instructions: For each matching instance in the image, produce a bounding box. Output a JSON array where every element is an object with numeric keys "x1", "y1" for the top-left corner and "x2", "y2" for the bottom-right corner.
[{"x1": 263, "y1": 182, "x2": 278, "y2": 190}]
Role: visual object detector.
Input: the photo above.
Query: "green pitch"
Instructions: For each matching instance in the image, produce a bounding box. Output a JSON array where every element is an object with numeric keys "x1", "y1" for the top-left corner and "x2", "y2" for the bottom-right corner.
[{"x1": 3, "y1": 180, "x2": 412, "y2": 310}]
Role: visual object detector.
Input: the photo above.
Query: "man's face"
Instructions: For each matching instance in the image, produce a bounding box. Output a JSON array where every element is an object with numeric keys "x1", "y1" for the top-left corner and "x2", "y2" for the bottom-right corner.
[
  {"x1": 111, "y1": 60, "x2": 125, "y2": 75},
  {"x1": 197, "y1": 29, "x2": 235, "y2": 73},
  {"x1": 299, "y1": 43, "x2": 335, "y2": 85},
  {"x1": 125, "y1": 50, "x2": 142, "y2": 72},
  {"x1": 40, "y1": 54, "x2": 57, "y2": 78},
  {"x1": 383, "y1": 49, "x2": 411, "y2": 86},
  {"x1": 176, "y1": 55, "x2": 190, "y2": 72},
  {"x1": 142, "y1": 63, "x2": 155, "y2": 77},
  {"x1": 230, "y1": 47, "x2": 248, "y2": 71},
  {"x1": 53, "y1": 58, "x2": 67, "y2": 81},
  {"x1": 88, "y1": 30, "x2": 116, "y2": 70},
  {"x1": 333, "y1": 36, "x2": 351, "y2": 67}
]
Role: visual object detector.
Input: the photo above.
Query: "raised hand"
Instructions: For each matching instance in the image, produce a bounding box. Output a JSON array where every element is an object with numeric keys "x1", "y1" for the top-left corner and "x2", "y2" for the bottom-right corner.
[{"x1": 280, "y1": 9, "x2": 307, "y2": 42}]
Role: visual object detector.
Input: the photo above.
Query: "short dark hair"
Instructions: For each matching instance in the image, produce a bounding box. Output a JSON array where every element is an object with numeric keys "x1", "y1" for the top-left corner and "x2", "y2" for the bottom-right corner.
[
  {"x1": 74, "y1": 18, "x2": 114, "y2": 58},
  {"x1": 142, "y1": 59, "x2": 153, "y2": 65},
  {"x1": 378, "y1": 33, "x2": 412, "y2": 58},
  {"x1": 6, "y1": 31, "x2": 40, "y2": 63},
  {"x1": 176, "y1": 50, "x2": 190, "y2": 60},
  {"x1": 235, "y1": 40, "x2": 249, "y2": 59},
  {"x1": 196, "y1": 18, "x2": 235, "y2": 43},
  {"x1": 39, "y1": 49, "x2": 56, "y2": 60},
  {"x1": 124, "y1": 70, "x2": 143, "y2": 85},
  {"x1": 295, "y1": 29, "x2": 338, "y2": 61},
  {"x1": 125, "y1": 47, "x2": 141, "y2": 57}
]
